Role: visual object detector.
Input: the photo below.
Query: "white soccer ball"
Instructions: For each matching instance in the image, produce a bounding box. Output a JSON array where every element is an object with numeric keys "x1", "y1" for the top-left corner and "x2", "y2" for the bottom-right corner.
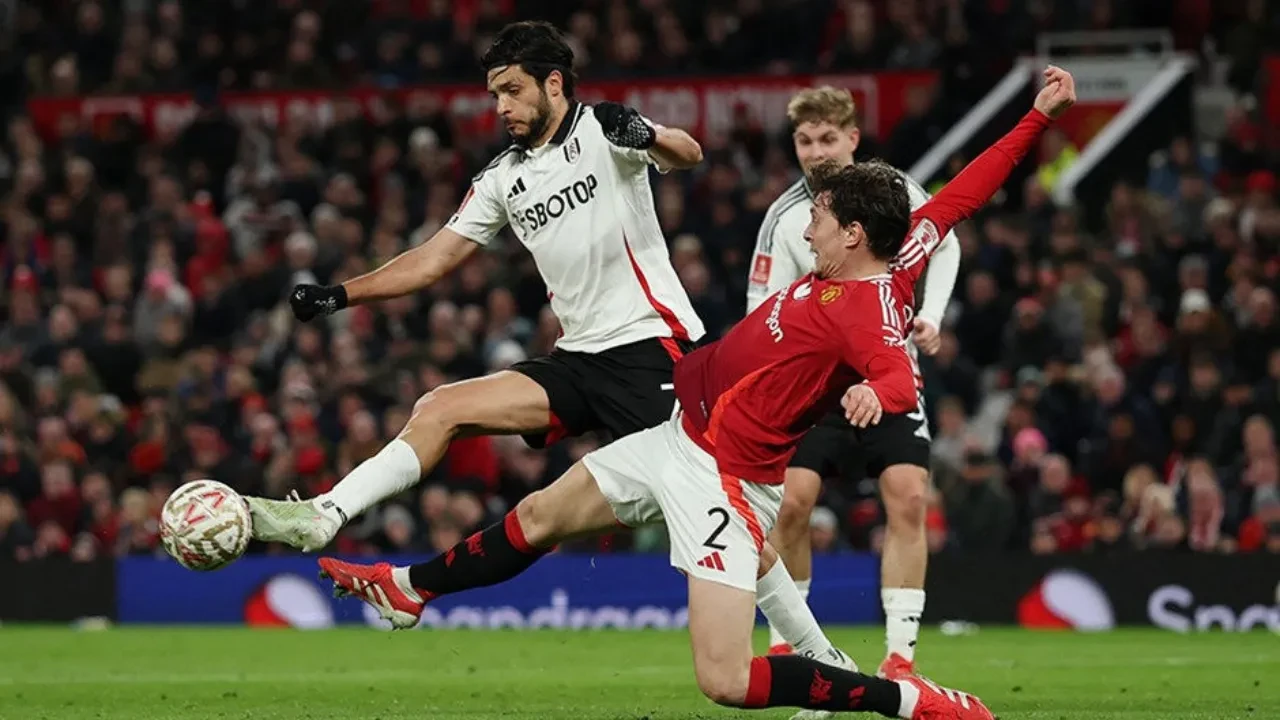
[{"x1": 160, "y1": 480, "x2": 252, "y2": 571}]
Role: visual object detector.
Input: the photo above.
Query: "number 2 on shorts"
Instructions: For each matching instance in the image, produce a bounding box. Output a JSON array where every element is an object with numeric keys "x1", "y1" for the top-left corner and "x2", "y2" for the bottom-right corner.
[{"x1": 703, "y1": 507, "x2": 730, "y2": 550}]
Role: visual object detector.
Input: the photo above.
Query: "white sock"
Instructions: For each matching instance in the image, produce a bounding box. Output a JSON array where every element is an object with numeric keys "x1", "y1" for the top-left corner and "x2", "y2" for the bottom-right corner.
[
  {"x1": 796, "y1": 578, "x2": 811, "y2": 600},
  {"x1": 767, "y1": 577, "x2": 810, "y2": 647},
  {"x1": 321, "y1": 439, "x2": 422, "y2": 521},
  {"x1": 391, "y1": 566, "x2": 424, "y2": 603},
  {"x1": 895, "y1": 679, "x2": 920, "y2": 718},
  {"x1": 883, "y1": 588, "x2": 926, "y2": 662},
  {"x1": 757, "y1": 564, "x2": 847, "y2": 666}
]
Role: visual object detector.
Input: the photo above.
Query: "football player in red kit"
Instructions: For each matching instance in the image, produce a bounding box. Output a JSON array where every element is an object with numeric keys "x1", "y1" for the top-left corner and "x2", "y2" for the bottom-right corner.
[{"x1": 318, "y1": 67, "x2": 1076, "y2": 720}]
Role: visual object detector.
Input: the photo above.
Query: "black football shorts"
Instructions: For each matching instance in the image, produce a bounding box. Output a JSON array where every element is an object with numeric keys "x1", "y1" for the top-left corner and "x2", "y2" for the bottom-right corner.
[
  {"x1": 511, "y1": 337, "x2": 694, "y2": 449},
  {"x1": 789, "y1": 397, "x2": 931, "y2": 480}
]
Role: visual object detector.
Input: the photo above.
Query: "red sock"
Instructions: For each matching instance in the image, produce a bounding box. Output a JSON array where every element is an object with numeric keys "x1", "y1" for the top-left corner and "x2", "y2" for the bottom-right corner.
[{"x1": 743, "y1": 655, "x2": 901, "y2": 715}]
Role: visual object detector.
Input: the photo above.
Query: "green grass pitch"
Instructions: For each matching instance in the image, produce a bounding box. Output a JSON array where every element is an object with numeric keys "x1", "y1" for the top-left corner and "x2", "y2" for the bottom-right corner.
[{"x1": 0, "y1": 626, "x2": 1275, "y2": 719}]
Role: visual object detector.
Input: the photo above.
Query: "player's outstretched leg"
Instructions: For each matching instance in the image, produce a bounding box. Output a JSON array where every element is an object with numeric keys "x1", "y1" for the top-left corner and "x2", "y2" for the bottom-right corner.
[
  {"x1": 248, "y1": 371, "x2": 554, "y2": 550},
  {"x1": 319, "y1": 460, "x2": 619, "y2": 628},
  {"x1": 877, "y1": 464, "x2": 929, "y2": 679},
  {"x1": 687, "y1": 574, "x2": 992, "y2": 719},
  {"x1": 765, "y1": 467, "x2": 822, "y2": 654}
]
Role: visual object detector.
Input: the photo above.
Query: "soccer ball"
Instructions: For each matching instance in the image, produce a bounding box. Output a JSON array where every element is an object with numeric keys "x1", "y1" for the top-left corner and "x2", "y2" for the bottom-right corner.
[{"x1": 159, "y1": 480, "x2": 252, "y2": 571}]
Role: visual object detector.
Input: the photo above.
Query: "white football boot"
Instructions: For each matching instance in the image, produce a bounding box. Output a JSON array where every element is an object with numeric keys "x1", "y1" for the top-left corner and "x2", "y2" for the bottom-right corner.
[{"x1": 245, "y1": 491, "x2": 342, "y2": 551}]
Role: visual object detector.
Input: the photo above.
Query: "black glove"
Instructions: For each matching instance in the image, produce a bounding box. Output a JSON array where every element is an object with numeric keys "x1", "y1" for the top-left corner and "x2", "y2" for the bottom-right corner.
[
  {"x1": 593, "y1": 102, "x2": 656, "y2": 150},
  {"x1": 289, "y1": 284, "x2": 347, "y2": 322}
]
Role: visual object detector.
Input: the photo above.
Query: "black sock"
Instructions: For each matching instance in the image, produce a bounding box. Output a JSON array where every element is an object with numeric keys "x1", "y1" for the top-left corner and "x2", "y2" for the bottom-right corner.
[
  {"x1": 745, "y1": 655, "x2": 902, "y2": 716},
  {"x1": 407, "y1": 511, "x2": 548, "y2": 599}
]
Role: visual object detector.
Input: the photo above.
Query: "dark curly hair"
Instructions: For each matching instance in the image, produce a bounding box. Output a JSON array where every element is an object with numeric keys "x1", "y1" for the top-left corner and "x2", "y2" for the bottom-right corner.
[
  {"x1": 809, "y1": 159, "x2": 911, "y2": 261},
  {"x1": 480, "y1": 21, "x2": 578, "y2": 98}
]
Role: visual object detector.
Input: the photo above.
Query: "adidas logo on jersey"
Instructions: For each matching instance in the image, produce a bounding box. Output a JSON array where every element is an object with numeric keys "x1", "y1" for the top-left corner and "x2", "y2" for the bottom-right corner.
[
  {"x1": 696, "y1": 551, "x2": 725, "y2": 572},
  {"x1": 507, "y1": 177, "x2": 527, "y2": 200}
]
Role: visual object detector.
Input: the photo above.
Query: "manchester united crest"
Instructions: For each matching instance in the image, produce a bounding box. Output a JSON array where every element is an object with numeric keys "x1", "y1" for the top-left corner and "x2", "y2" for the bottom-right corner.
[{"x1": 819, "y1": 286, "x2": 843, "y2": 305}]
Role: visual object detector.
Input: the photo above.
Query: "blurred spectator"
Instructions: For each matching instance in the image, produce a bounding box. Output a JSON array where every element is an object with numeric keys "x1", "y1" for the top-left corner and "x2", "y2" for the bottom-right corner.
[
  {"x1": 1026, "y1": 454, "x2": 1090, "y2": 553},
  {"x1": 26, "y1": 460, "x2": 81, "y2": 538},
  {"x1": 954, "y1": 272, "x2": 1007, "y2": 369},
  {"x1": 886, "y1": 84, "x2": 947, "y2": 170},
  {"x1": 1147, "y1": 136, "x2": 1218, "y2": 200},
  {"x1": 810, "y1": 507, "x2": 846, "y2": 554},
  {"x1": 0, "y1": 491, "x2": 34, "y2": 560},
  {"x1": 942, "y1": 447, "x2": 1015, "y2": 552},
  {"x1": 1034, "y1": 128, "x2": 1078, "y2": 194},
  {"x1": 1002, "y1": 298, "x2": 1062, "y2": 375},
  {"x1": 929, "y1": 396, "x2": 969, "y2": 475},
  {"x1": 1132, "y1": 481, "x2": 1183, "y2": 550},
  {"x1": 1183, "y1": 459, "x2": 1228, "y2": 553},
  {"x1": 116, "y1": 487, "x2": 160, "y2": 556}
]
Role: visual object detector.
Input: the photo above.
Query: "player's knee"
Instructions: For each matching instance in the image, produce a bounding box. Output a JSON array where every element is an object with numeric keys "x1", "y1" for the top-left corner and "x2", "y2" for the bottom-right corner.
[
  {"x1": 776, "y1": 490, "x2": 814, "y2": 538},
  {"x1": 512, "y1": 489, "x2": 564, "y2": 547},
  {"x1": 881, "y1": 465, "x2": 927, "y2": 528},
  {"x1": 409, "y1": 385, "x2": 468, "y2": 431},
  {"x1": 694, "y1": 660, "x2": 750, "y2": 707}
]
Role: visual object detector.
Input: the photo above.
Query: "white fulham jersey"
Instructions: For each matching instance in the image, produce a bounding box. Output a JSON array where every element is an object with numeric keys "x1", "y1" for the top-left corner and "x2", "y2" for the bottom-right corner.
[
  {"x1": 746, "y1": 172, "x2": 955, "y2": 313},
  {"x1": 447, "y1": 102, "x2": 704, "y2": 354},
  {"x1": 747, "y1": 170, "x2": 960, "y2": 393}
]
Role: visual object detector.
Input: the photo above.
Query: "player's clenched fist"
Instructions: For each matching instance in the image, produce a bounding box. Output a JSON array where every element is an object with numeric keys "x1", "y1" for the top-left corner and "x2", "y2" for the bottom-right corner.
[
  {"x1": 593, "y1": 102, "x2": 656, "y2": 150},
  {"x1": 1034, "y1": 65, "x2": 1076, "y2": 120},
  {"x1": 289, "y1": 283, "x2": 348, "y2": 322},
  {"x1": 842, "y1": 383, "x2": 884, "y2": 428}
]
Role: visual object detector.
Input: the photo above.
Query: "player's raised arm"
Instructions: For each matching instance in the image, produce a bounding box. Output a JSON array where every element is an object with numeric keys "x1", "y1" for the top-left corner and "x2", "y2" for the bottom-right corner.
[
  {"x1": 893, "y1": 67, "x2": 1075, "y2": 288},
  {"x1": 915, "y1": 66, "x2": 1075, "y2": 237},
  {"x1": 289, "y1": 169, "x2": 506, "y2": 322},
  {"x1": 594, "y1": 102, "x2": 703, "y2": 171}
]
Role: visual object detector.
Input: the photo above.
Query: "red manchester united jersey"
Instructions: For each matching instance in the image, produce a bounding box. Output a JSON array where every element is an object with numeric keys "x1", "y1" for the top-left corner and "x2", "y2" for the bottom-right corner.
[{"x1": 675, "y1": 109, "x2": 1053, "y2": 484}]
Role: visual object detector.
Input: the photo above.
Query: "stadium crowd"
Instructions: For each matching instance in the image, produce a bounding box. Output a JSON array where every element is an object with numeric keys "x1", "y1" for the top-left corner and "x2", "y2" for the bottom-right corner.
[{"x1": 0, "y1": 0, "x2": 1278, "y2": 562}]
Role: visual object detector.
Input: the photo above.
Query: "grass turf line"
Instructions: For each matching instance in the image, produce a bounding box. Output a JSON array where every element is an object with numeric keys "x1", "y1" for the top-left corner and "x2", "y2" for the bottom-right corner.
[{"x1": 0, "y1": 627, "x2": 1275, "y2": 719}]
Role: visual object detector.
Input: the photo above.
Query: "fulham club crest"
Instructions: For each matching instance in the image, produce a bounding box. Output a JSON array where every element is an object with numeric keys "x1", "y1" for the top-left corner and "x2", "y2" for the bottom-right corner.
[{"x1": 563, "y1": 137, "x2": 581, "y2": 164}]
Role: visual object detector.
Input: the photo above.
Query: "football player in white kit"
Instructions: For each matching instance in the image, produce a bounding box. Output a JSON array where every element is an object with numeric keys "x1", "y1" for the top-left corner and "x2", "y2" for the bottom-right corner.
[
  {"x1": 748, "y1": 88, "x2": 961, "y2": 680},
  {"x1": 245, "y1": 21, "x2": 709, "y2": 546}
]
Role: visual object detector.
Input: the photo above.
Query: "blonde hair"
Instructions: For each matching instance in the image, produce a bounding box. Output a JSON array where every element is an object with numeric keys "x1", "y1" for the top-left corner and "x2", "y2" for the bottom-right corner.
[
  {"x1": 1122, "y1": 464, "x2": 1157, "y2": 500},
  {"x1": 787, "y1": 86, "x2": 858, "y2": 129}
]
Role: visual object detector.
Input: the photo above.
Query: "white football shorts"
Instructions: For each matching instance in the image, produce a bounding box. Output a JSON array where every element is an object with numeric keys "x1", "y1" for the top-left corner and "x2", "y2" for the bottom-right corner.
[{"x1": 583, "y1": 410, "x2": 783, "y2": 592}]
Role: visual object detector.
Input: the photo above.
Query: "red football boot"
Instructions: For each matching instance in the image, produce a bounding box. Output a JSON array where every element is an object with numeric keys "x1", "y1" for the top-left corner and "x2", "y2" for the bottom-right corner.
[
  {"x1": 877, "y1": 651, "x2": 915, "y2": 680},
  {"x1": 768, "y1": 643, "x2": 795, "y2": 655},
  {"x1": 318, "y1": 558, "x2": 426, "y2": 629},
  {"x1": 901, "y1": 675, "x2": 995, "y2": 720}
]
